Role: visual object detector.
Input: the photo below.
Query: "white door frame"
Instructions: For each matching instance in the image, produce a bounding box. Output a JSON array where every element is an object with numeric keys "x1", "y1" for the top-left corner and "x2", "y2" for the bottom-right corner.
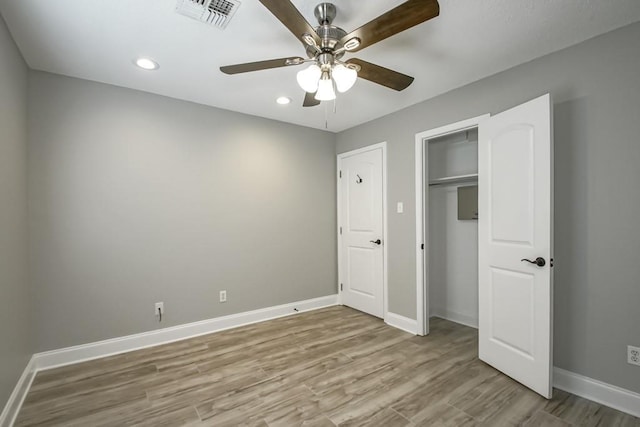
[
  {"x1": 414, "y1": 115, "x2": 489, "y2": 336},
  {"x1": 337, "y1": 141, "x2": 388, "y2": 320}
]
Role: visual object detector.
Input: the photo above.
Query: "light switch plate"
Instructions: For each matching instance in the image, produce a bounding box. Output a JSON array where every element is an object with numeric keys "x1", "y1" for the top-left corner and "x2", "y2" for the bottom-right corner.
[{"x1": 397, "y1": 202, "x2": 404, "y2": 214}]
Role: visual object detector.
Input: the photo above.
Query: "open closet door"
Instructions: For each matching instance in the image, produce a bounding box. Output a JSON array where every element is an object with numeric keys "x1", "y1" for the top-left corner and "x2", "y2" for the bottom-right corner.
[{"x1": 478, "y1": 94, "x2": 554, "y2": 398}]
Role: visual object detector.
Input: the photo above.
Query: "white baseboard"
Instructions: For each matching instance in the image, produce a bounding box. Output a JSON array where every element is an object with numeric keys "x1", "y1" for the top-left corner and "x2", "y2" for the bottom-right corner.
[
  {"x1": 5, "y1": 299, "x2": 639, "y2": 424},
  {"x1": 553, "y1": 367, "x2": 640, "y2": 418},
  {"x1": 430, "y1": 309, "x2": 478, "y2": 329},
  {"x1": 385, "y1": 312, "x2": 418, "y2": 335},
  {"x1": 0, "y1": 356, "x2": 36, "y2": 427},
  {"x1": 34, "y1": 294, "x2": 338, "y2": 371}
]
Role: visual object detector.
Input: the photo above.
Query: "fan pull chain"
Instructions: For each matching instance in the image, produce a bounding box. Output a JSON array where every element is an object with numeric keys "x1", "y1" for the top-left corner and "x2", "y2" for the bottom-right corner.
[{"x1": 324, "y1": 102, "x2": 328, "y2": 129}]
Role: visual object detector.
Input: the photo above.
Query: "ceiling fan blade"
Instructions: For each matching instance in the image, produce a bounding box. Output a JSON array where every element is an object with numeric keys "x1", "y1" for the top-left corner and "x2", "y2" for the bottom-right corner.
[
  {"x1": 341, "y1": 0, "x2": 439, "y2": 52},
  {"x1": 259, "y1": 0, "x2": 321, "y2": 46},
  {"x1": 303, "y1": 91, "x2": 321, "y2": 107},
  {"x1": 220, "y1": 57, "x2": 304, "y2": 75},
  {"x1": 347, "y1": 58, "x2": 414, "y2": 91}
]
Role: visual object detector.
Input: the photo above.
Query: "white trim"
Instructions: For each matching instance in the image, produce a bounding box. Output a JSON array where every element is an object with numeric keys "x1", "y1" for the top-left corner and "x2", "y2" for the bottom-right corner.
[
  {"x1": 336, "y1": 156, "x2": 343, "y2": 306},
  {"x1": 414, "y1": 115, "x2": 490, "y2": 336},
  {"x1": 4, "y1": 308, "x2": 640, "y2": 422},
  {"x1": 553, "y1": 368, "x2": 640, "y2": 418},
  {"x1": 0, "y1": 356, "x2": 37, "y2": 427},
  {"x1": 382, "y1": 142, "x2": 388, "y2": 320},
  {"x1": 337, "y1": 142, "x2": 388, "y2": 320},
  {"x1": 385, "y1": 312, "x2": 418, "y2": 335},
  {"x1": 34, "y1": 294, "x2": 338, "y2": 371},
  {"x1": 337, "y1": 142, "x2": 387, "y2": 158},
  {"x1": 415, "y1": 133, "x2": 427, "y2": 335},
  {"x1": 430, "y1": 310, "x2": 478, "y2": 329}
]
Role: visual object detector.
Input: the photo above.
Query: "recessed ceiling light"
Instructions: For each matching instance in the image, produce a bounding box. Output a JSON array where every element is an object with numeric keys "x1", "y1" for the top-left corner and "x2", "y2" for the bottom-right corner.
[
  {"x1": 135, "y1": 57, "x2": 159, "y2": 71},
  {"x1": 276, "y1": 96, "x2": 291, "y2": 105}
]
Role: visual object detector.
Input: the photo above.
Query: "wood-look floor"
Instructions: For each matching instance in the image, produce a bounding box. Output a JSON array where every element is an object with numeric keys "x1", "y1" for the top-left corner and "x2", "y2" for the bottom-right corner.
[{"x1": 15, "y1": 306, "x2": 640, "y2": 426}]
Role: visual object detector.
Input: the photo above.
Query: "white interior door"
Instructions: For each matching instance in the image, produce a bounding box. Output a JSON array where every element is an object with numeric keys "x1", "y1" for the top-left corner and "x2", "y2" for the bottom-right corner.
[
  {"x1": 338, "y1": 145, "x2": 384, "y2": 318},
  {"x1": 478, "y1": 94, "x2": 554, "y2": 398}
]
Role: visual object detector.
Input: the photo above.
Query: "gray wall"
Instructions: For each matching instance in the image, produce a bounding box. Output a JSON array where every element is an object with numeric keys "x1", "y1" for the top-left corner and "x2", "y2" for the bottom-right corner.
[
  {"x1": 0, "y1": 15, "x2": 30, "y2": 407},
  {"x1": 29, "y1": 72, "x2": 337, "y2": 351},
  {"x1": 336, "y1": 22, "x2": 640, "y2": 394}
]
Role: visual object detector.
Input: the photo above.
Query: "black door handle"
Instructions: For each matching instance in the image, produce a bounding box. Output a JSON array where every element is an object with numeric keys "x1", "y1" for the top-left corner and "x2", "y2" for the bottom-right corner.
[
  {"x1": 521, "y1": 257, "x2": 546, "y2": 267},
  {"x1": 370, "y1": 239, "x2": 382, "y2": 245}
]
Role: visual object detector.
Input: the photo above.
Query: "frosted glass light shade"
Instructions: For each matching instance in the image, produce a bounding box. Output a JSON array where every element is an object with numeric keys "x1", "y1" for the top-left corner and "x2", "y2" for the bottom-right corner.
[
  {"x1": 332, "y1": 64, "x2": 357, "y2": 93},
  {"x1": 315, "y1": 77, "x2": 336, "y2": 101},
  {"x1": 296, "y1": 64, "x2": 321, "y2": 93}
]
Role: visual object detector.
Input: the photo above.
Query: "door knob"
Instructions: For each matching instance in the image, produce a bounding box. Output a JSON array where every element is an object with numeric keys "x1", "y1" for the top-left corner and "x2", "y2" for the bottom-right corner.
[
  {"x1": 370, "y1": 239, "x2": 382, "y2": 245},
  {"x1": 521, "y1": 257, "x2": 546, "y2": 267}
]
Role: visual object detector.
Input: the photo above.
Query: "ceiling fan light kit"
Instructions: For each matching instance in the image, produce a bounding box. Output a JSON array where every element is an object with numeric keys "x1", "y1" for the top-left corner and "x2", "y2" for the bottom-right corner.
[
  {"x1": 332, "y1": 64, "x2": 357, "y2": 93},
  {"x1": 297, "y1": 64, "x2": 322, "y2": 93},
  {"x1": 315, "y1": 73, "x2": 336, "y2": 101},
  {"x1": 220, "y1": 0, "x2": 440, "y2": 107},
  {"x1": 296, "y1": 52, "x2": 358, "y2": 100}
]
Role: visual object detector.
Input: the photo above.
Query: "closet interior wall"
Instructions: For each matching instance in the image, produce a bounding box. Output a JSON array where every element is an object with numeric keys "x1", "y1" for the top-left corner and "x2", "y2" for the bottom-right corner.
[{"x1": 427, "y1": 129, "x2": 479, "y2": 328}]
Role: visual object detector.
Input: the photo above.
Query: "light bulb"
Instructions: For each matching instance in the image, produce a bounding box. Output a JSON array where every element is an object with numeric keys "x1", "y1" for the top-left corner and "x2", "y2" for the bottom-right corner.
[
  {"x1": 315, "y1": 76, "x2": 336, "y2": 101},
  {"x1": 296, "y1": 64, "x2": 321, "y2": 93},
  {"x1": 332, "y1": 64, "x2": 357, "y2": 93}
]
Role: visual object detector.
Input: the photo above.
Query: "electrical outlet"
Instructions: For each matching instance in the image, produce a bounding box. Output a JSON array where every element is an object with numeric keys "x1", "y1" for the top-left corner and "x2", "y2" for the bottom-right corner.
[
  {"x1": 219, "y1": 290, "x2": 227, "y2": 303},
  {"x1": 155, "y1": 302, "x2": 164, "y2": 316},
  {"x1": 628, "y1": 345, "x2": 640, "y2": 366}
]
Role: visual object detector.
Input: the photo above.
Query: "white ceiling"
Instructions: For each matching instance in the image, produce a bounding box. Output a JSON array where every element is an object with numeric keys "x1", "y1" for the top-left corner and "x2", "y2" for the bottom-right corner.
[{"x1": 1, "y1": 0, "x2": 639, "y2": 132}]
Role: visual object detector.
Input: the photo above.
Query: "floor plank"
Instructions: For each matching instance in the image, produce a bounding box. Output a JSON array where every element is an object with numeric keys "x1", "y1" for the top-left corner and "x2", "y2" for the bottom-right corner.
[{"x1": 15, "y1": 306, "x2": 640, "y2": 426}]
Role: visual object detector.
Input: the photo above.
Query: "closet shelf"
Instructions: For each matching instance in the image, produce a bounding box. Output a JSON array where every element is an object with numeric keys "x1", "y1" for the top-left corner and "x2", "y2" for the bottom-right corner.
[{"x1": 429, "y1": 173, "x2": 478, "y2": 186}]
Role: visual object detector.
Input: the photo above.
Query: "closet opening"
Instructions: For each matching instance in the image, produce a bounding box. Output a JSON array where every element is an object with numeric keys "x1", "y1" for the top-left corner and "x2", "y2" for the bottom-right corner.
[
  {"x1": 426, "y1": 128, "x2": 478, "y2": 330},
  {"x1": 414, "y1": 114, "x2": 488, "y2": 336}
]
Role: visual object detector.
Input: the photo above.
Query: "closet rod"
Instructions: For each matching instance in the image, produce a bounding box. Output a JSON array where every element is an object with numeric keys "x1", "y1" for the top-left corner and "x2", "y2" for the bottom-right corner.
[{"x1": 428, "y1": 173, "x2": 478, "y2": 187}]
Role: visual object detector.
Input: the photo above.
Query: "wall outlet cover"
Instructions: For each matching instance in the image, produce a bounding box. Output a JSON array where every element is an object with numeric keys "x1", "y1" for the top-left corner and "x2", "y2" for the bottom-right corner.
[
  {"x1": 628, "y1": 345, "x2": 640, "y2": 366},
  {"x1": 219, "y1": 290, "x2": 227, "y2": 303}
]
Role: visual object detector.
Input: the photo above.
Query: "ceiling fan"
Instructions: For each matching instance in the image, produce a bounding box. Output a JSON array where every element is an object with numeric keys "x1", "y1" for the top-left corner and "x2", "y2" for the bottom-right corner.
[{"x1": 220, "y1": 0, "x2": 440, "y2": 107}]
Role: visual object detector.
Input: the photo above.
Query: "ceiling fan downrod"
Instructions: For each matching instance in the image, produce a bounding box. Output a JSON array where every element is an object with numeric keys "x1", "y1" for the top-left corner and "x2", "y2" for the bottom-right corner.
[
  {"x1": 303, "y1": 3, "x2": 347, "y2": 61},
  {"x1": 314, "y1": 3, "x2": 336, "y2": 25}
]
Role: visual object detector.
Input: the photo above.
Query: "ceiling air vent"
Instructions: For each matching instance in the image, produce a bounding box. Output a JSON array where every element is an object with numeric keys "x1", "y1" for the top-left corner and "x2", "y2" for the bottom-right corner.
[{"x1": 176, "y1": 0, "x2": 241, "y2": 29}]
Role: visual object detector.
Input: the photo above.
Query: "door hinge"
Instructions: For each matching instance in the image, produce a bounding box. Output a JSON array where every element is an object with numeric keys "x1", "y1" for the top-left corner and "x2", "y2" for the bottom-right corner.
[
  {"x1": 339, "y1": 170, "x2": 342, "y2": 178},
  {"x1": 339, "y1": 226, "x2": 342, "y2": 235},
  {"x1": 340, "y1": 283, "x2": 343, "y2": 291},
  {"x1": 421, "y1": 243, "x2": 424, "y2": 250}
]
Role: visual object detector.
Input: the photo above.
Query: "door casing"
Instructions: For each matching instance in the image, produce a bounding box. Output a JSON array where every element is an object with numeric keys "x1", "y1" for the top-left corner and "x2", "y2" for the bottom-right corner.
[{"x1": 414, "y1": 115, "x2": 490, "y2": 336}]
